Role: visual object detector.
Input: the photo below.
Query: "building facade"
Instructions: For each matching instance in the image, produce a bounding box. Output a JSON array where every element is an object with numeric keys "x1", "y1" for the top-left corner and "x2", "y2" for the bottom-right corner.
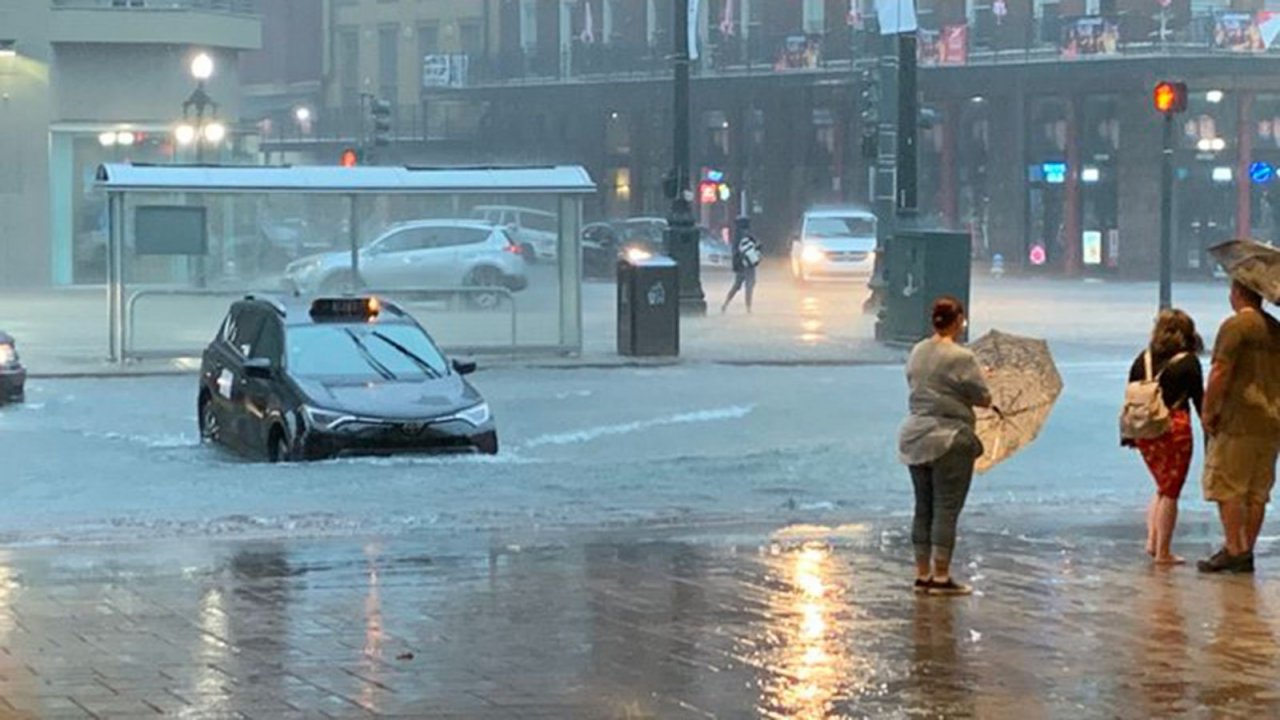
[
  {"x1": 288, "y1": 0, "x2": 1280, "y2": 279},
  {"x1": 0, "y1": 0, "x2": 261, "y2": 287}
]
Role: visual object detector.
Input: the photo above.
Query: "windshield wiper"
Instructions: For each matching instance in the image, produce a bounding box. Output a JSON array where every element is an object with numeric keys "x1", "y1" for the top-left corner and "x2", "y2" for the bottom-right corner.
[
  {"x1": 343, "y1": 329, "x2": 397, "y2": 380},
  {"x1": 371, "y1": 331, "x2": 442, "y2": 378}
]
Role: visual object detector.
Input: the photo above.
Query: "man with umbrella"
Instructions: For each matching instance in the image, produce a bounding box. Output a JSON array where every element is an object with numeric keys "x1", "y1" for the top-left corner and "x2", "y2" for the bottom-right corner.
[{"x1": 1197, "y1": 265, "x2": 1280, "y2": 573}]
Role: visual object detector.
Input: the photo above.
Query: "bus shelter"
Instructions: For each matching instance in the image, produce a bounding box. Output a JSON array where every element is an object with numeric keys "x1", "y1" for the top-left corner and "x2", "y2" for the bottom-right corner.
[{"x1": 96, "y1": 163, "x2": 595, "y2": 362}]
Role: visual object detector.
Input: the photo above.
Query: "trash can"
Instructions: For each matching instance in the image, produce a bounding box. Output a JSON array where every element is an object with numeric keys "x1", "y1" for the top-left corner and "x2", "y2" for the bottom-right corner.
[
  {"x1": 617, "y1": 255, "x2": 680, "y2": 357},
  {"x1": 881, "y1": 229, "x2": 972, "y2": 345}
]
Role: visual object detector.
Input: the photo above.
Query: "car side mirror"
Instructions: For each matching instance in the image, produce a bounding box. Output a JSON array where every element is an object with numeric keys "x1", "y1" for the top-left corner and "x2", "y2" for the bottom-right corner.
[
  {"x1": 243, "y1": 357, "x2": 274, "y2": 379},
  {"x1": 452, "y1": 359, "x2": 477, "y2": 376}
]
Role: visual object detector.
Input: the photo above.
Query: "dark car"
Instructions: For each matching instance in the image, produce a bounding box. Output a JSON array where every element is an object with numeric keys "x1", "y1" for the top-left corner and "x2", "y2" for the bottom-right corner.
[
  {"x1": 197, "y1": 295, "x2": 497, "y2": 462},
  {"x1": 0, "y1": 332, "x2": 25, "y2": 404}
]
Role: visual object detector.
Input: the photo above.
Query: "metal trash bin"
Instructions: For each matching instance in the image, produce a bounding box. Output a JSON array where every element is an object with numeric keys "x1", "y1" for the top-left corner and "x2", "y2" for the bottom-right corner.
[
  {"x1": 881, "y1": 229, "x2": 972, "y2": 345},
  {"x1": 617, "y1": 255, "x2": 680, "y2": 357}
]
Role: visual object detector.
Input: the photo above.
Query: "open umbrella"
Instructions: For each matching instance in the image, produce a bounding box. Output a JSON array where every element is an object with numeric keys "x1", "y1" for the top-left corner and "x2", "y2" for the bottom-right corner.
[
  {"x1": 968, "y1": 330, "x2": 1064, "y2": 474},
  {"x1": 1208, "y1": 238, "x2": 1280, "y2": 304}
]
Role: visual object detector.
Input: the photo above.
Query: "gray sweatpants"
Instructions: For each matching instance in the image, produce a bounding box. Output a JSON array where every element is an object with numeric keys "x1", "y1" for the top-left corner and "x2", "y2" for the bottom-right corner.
[{"x1": 909, "y1": 432, "x2": 978, "y2": 565}]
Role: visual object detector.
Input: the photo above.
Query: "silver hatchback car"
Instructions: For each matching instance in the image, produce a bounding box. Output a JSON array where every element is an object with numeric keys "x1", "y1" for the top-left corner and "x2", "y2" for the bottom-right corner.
[{"x1": 285, "y1": 220, "x2": 528, "y2": 307}]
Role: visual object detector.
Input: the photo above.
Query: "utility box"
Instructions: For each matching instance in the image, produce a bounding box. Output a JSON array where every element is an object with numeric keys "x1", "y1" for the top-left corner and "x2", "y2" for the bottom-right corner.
[
  {"x1": 879, "y1": 229, "x2": 972, "y2": 345},
  {"x1": 617, "y1": 255, "x2": 680, "y2": 357}
]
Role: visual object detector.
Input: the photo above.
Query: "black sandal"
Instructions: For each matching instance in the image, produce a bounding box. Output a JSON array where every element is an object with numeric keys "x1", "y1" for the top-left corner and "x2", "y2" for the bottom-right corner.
[
  {"x1": 928, "y1": 578, "x2": 973, "y2": 596},
  {"x1": 913, "y1": 578, "x2": 933, "y2": 594}
]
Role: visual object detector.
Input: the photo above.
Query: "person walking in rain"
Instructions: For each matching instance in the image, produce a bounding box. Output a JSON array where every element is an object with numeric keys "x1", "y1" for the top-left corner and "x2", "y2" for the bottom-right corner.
[
  {"x1": 721, "y1": 216, "x2": 762, "y2": 314},
  {"x1": 898, "y1": 297, "x2": 992, "y2": 596},
  {"x1": 1122, "y1": 310, "x2": 1205, "y2": 566},
  {"x1": 1198, "y1": 280, "x2": 1280, "y2": 573}
]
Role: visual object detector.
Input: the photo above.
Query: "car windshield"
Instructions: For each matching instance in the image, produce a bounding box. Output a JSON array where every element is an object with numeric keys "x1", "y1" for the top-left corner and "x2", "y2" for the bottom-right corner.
[
  {"x1": 287, "y1": 324, "x2": 449, "y2": 380},
  {"x1": 806, "y1": 216, "x2": 876, "y2": 238}
]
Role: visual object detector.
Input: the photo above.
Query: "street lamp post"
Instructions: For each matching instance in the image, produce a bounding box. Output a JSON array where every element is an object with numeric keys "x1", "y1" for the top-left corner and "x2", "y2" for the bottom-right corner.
[
  {"x1": 179, "y1": 52, "x2": 223, "y2": 164},
  {"x1": 665, "y1": 0, "x2": 707, "y2": 316}
]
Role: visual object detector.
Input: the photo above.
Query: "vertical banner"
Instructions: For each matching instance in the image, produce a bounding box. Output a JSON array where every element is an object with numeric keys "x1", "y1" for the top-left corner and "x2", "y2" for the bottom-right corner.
[{"x1": 688, "y1": 0, "x2": 701, "y2": 59}]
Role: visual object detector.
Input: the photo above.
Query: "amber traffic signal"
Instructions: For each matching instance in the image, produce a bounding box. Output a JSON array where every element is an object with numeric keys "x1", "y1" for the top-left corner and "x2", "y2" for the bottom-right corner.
[
  {"x1": 1153, "y1": 81, "x2": 1187, "y2": 115},
  {"x1": 340, "y1": 148, "x2": 359, "y2": 167}
]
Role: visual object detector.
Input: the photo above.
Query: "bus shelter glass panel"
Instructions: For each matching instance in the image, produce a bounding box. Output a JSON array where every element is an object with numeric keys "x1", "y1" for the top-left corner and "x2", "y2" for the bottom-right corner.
[{"x1": 120, "y1": 189, "x2": 580, "y2": 358}]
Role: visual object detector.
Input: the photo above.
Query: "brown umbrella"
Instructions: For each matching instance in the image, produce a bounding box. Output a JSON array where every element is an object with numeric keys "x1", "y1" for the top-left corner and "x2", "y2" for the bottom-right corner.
[
  {"x1": 968, "y1": 330, "x2": 1064, "y2": 474},
  {"x1": 1208, "y1": 238, "x2": 1280, "y2": 304}
]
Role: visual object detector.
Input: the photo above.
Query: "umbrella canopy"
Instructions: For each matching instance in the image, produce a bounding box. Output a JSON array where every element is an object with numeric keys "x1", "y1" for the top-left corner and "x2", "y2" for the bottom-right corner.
[
  {"x1": 968, "y1": 330, "x2": 1064, "y2": 474},
  {"x1": 1209, "y1": 239, "x2": 1280, "y2": 304}
]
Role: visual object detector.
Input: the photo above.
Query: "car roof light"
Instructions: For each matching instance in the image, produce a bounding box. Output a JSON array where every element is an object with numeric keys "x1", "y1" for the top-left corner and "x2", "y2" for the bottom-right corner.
[{"x1": 310, "y1": 297, "x2": 381, "y2": 322}]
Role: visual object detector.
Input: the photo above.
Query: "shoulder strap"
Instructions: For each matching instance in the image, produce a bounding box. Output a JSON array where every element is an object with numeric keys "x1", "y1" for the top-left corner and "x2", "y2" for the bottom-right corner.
[
  {"x1": 1143, "y1": 350, "x2": 1153, "y2": 382},
  {"x1": 1154, "y1": 351, "x2": 1189, "y2": 379}
]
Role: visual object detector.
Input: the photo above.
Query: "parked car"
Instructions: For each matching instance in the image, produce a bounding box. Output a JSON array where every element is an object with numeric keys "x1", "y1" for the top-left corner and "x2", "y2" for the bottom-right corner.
[
  {"x1": 0, "y1": 331, "x2": 25, "y2": 404},
  {"x1": 198, "y1": 295, "x2": 497, "y2": 461},
  {"x1": 790, "y1": 208, "x2": 878, "y2": 283},
  {"x1": 471, "y1": 205, "x2": 559, "y2": 262},
  {"x1": 283, "y1": 221, "x2": 528, "y2": 310}
]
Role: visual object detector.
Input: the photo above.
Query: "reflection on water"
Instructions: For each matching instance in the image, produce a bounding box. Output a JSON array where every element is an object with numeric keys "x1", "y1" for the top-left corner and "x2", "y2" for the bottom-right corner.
[
  {"x1": 755, "y1": 542, "x2": 857, "y2": 719},
  {"x1": 360, "y1": 542, "x2": 385, "y2": 714},
  {"x1": 798, "y1": 296, "x2": 826, "y2": 345}
]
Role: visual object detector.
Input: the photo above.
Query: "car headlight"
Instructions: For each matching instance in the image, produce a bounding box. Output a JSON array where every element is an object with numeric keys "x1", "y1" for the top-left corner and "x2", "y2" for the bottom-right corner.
[
  {"x1": 801, "y1": 245, "x2": 827, "y2": 264},
  {"x1": 0, "y1": 344, "x2": 14, "y2": 366},
  {"x1": 302, "y1": 405, "x2": 355, "y2": 431},
  {"x1": 455, "y1": 402, "x2": 491, "y2": 427},
  {"x1": 624, "y1": 246, "x2": 653, "y2": 263}
]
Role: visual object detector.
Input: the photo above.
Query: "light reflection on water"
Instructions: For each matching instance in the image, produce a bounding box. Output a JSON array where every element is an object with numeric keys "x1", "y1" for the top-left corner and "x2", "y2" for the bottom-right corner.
[{"x1": 756, "y1": 542, "x2": 856, "y2": 720}]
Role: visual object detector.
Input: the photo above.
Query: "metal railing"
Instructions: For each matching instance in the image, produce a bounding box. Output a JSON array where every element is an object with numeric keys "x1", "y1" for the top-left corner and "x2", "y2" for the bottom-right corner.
[
  {"x1": 52, "y1": 0, "x2": 257, "y2": 14},
  {"x1": 121, "y1": 286, "x2": 518, "y2": 363}
]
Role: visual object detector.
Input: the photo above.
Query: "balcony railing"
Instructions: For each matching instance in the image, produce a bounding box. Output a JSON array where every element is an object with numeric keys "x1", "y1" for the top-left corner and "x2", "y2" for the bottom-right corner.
[
  {"x1": 448, "y1": 11, "x2": 1279, "y2": 89},
  {"x1": 51, "y1": 0, "x2": 257, "y2": 15},
  {"x1": 258, "y1": 103, "x2": 478, "y2": 148}
]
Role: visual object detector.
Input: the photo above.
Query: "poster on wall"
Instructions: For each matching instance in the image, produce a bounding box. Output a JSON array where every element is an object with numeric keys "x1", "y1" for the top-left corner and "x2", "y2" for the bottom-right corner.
[
  {"x1": 1082, "y1": 230, "x2": 1103, "y2": 266},
  {"x1": 1213, "y1": 12, "x2": 1280, "y2": 52},
  {"x1": 1061, "y1": 16, "x2": 1120, "y2": 58},
  {"x1": 775, "y1": 35, "x2": 821, "y2": 70},
  {"x1": 919, "y1": 24, "x2": 968, "y2": 66}
]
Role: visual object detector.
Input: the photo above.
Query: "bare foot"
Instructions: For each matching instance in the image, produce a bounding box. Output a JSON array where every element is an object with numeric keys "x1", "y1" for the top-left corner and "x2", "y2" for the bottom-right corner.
[
  {"x1": 1153, "y1": 555, "x2": 1186, "y2": 566},
  {"x1": 1145, "y1": 546, "x2": 1155, "y2": 557}
]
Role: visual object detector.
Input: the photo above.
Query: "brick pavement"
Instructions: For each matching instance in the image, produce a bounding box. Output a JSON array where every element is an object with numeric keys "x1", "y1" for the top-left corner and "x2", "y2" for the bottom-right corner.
[{"x1": 0, "y1": 515, "x2": 1275, "y2": 718}]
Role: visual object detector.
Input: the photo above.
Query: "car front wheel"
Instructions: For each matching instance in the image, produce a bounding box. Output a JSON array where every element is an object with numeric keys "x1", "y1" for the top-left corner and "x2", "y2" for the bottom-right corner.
[
  {"x1": 198, "y1": 397, "x2": 219, "y2": 443},
  {"x1": 474, "y1": 431, "x2": 499, "y2": 455}
]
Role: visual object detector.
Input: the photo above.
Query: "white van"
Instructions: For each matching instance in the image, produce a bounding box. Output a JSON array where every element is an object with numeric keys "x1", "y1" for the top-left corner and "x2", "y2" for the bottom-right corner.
[{"x1": 790, "y1": 208, "x2": 877, "y2": 282}]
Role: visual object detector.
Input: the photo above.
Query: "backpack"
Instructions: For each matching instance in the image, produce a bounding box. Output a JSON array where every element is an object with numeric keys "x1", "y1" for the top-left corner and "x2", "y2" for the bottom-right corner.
[
  {"x1": 1119, "y1": 350, "x2": 1187, "y2": 441},
  {"x1": 740, "y1": 236, "x2": 762, "y2": 268}
]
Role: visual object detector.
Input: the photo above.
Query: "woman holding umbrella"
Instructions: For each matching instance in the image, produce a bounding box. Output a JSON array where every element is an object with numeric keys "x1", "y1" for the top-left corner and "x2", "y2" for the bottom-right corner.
[{"x1": 898, "y1": 297, "x2": 992, "y2": 596}]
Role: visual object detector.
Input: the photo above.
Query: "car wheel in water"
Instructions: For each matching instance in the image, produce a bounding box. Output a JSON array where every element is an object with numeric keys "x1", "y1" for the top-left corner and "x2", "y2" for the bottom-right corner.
[
  {"x1": 474, "y1": 431, "x2": 499, "y2": 455},
  {"x1": 467, "y1": 267, "x2": 505, "y2": 311},
  {"x1": 199, "y1": 397, "x2": 219, "y2": 442},
  {"x1": 268, "y1": 428, "x2": 291, "y2": 463},
  {"x1": 521, "y1": 243, "x2": 537, "y2": 264}
]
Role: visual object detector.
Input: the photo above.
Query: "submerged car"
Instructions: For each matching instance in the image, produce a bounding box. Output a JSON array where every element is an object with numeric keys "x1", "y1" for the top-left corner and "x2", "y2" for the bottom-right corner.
[
  {"x1": 283, "y1": 220, "x2": 528, "y2": 309},
  {"x1": 591, "y1": 218, "x2": 732, "y2": 272},
  {"x1": 790, "y1": 208, "x2": 878, "y2": 283},
  {"x1": 198, "y1": 295, "x2": 497, "y2": 461},
  {"x1": 0, "y1": 332, "x2": 25, "y2": 404}
]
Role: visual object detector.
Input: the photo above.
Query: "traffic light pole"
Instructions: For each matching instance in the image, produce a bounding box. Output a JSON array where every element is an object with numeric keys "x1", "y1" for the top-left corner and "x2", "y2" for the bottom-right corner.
[
  {"x1": 867, "y1": 32, "x2": 900, "y2": 327},
  {"x1": 665, "y1": 0, "x2": 706, "y2": 316},
  {"x1": 1159, "y1": 111, "x2": 1174, "y2": 310}
]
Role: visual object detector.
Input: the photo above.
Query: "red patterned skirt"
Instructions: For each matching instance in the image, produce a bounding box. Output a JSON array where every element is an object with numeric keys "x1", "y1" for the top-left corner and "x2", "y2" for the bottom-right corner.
[{"x1": 1135, "y1": 409, "x2": 1193, "y2": 500}]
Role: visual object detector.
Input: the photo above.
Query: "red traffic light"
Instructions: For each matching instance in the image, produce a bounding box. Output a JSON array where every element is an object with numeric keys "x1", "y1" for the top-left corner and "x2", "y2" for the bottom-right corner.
[
  {"x1": 340, "y1": 148, "x2": 359, "y2": 167},
  {"x1": 1153, "y1": 81, "x2": 1187, "y2": 115}
]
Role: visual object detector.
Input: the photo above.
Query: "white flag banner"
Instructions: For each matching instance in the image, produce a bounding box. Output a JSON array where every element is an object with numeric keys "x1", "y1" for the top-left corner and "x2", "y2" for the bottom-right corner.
[
  {"x1": 877, "y1": 0, "x2": 918, "y2": 35},
  {"x1": 688, "y1": 0, "x2": 701, "y2": 59}
]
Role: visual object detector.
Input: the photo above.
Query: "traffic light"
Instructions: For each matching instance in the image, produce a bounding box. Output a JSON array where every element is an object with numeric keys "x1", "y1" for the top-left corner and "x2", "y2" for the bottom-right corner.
[
  {"x1": 340, "y1": 148, "x2": 359, "y2": 167},
  {"x1": 1153, "y1": 81, "x2": 1187, "y2": 115},
  {"x1": 370, "y1": 98, "x2": 392, "y2": 147},
  {"x1": 859, "y1": 68, "x2": 879, "y2": 159}
]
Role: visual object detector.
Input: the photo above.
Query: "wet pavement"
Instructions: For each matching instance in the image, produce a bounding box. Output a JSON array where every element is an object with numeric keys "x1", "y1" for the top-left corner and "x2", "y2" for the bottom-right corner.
[{"x1": 0, "y1": 519, "x2": 1277, "y2": 718}]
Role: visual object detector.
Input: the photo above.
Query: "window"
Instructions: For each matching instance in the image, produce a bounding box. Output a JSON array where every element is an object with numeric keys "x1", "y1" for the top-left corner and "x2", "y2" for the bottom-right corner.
[
  {"x1": 521, "y1": 212, "x2": 558, "y2": 234},
  {"x1": 434, "y1": 227, "x2": 490, "y2": 248},
  {"x1": 379, "y1": 25, "x2": 399, "y2": 106},
  {"x1": 251, "y1": 319, "x2": 284, "y2": 365},
  {"x1": 802, "y1": 0, "x2": 824, "y2": 34},
  {"x1": 286, "y1": 325, "x2": 449, "y2": 379},
  {"x1": 459, "y1": 21, "x2": 483, "y2": 54},
  {"x1": 418, "y1": 23, "x2": 440, "y2": 59},
  {"x1": 338, "y1": 28, "x2": 359, "y2": 107},
  {"x1": 375, "y1": 228, "x2": 430, "y2": 254},
  {"x1": 805, "y1": 216, "x2": 876, "y2": 237},
  {"x1": 223, "y1": 309, "x2": 265, "y2": 358}
]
